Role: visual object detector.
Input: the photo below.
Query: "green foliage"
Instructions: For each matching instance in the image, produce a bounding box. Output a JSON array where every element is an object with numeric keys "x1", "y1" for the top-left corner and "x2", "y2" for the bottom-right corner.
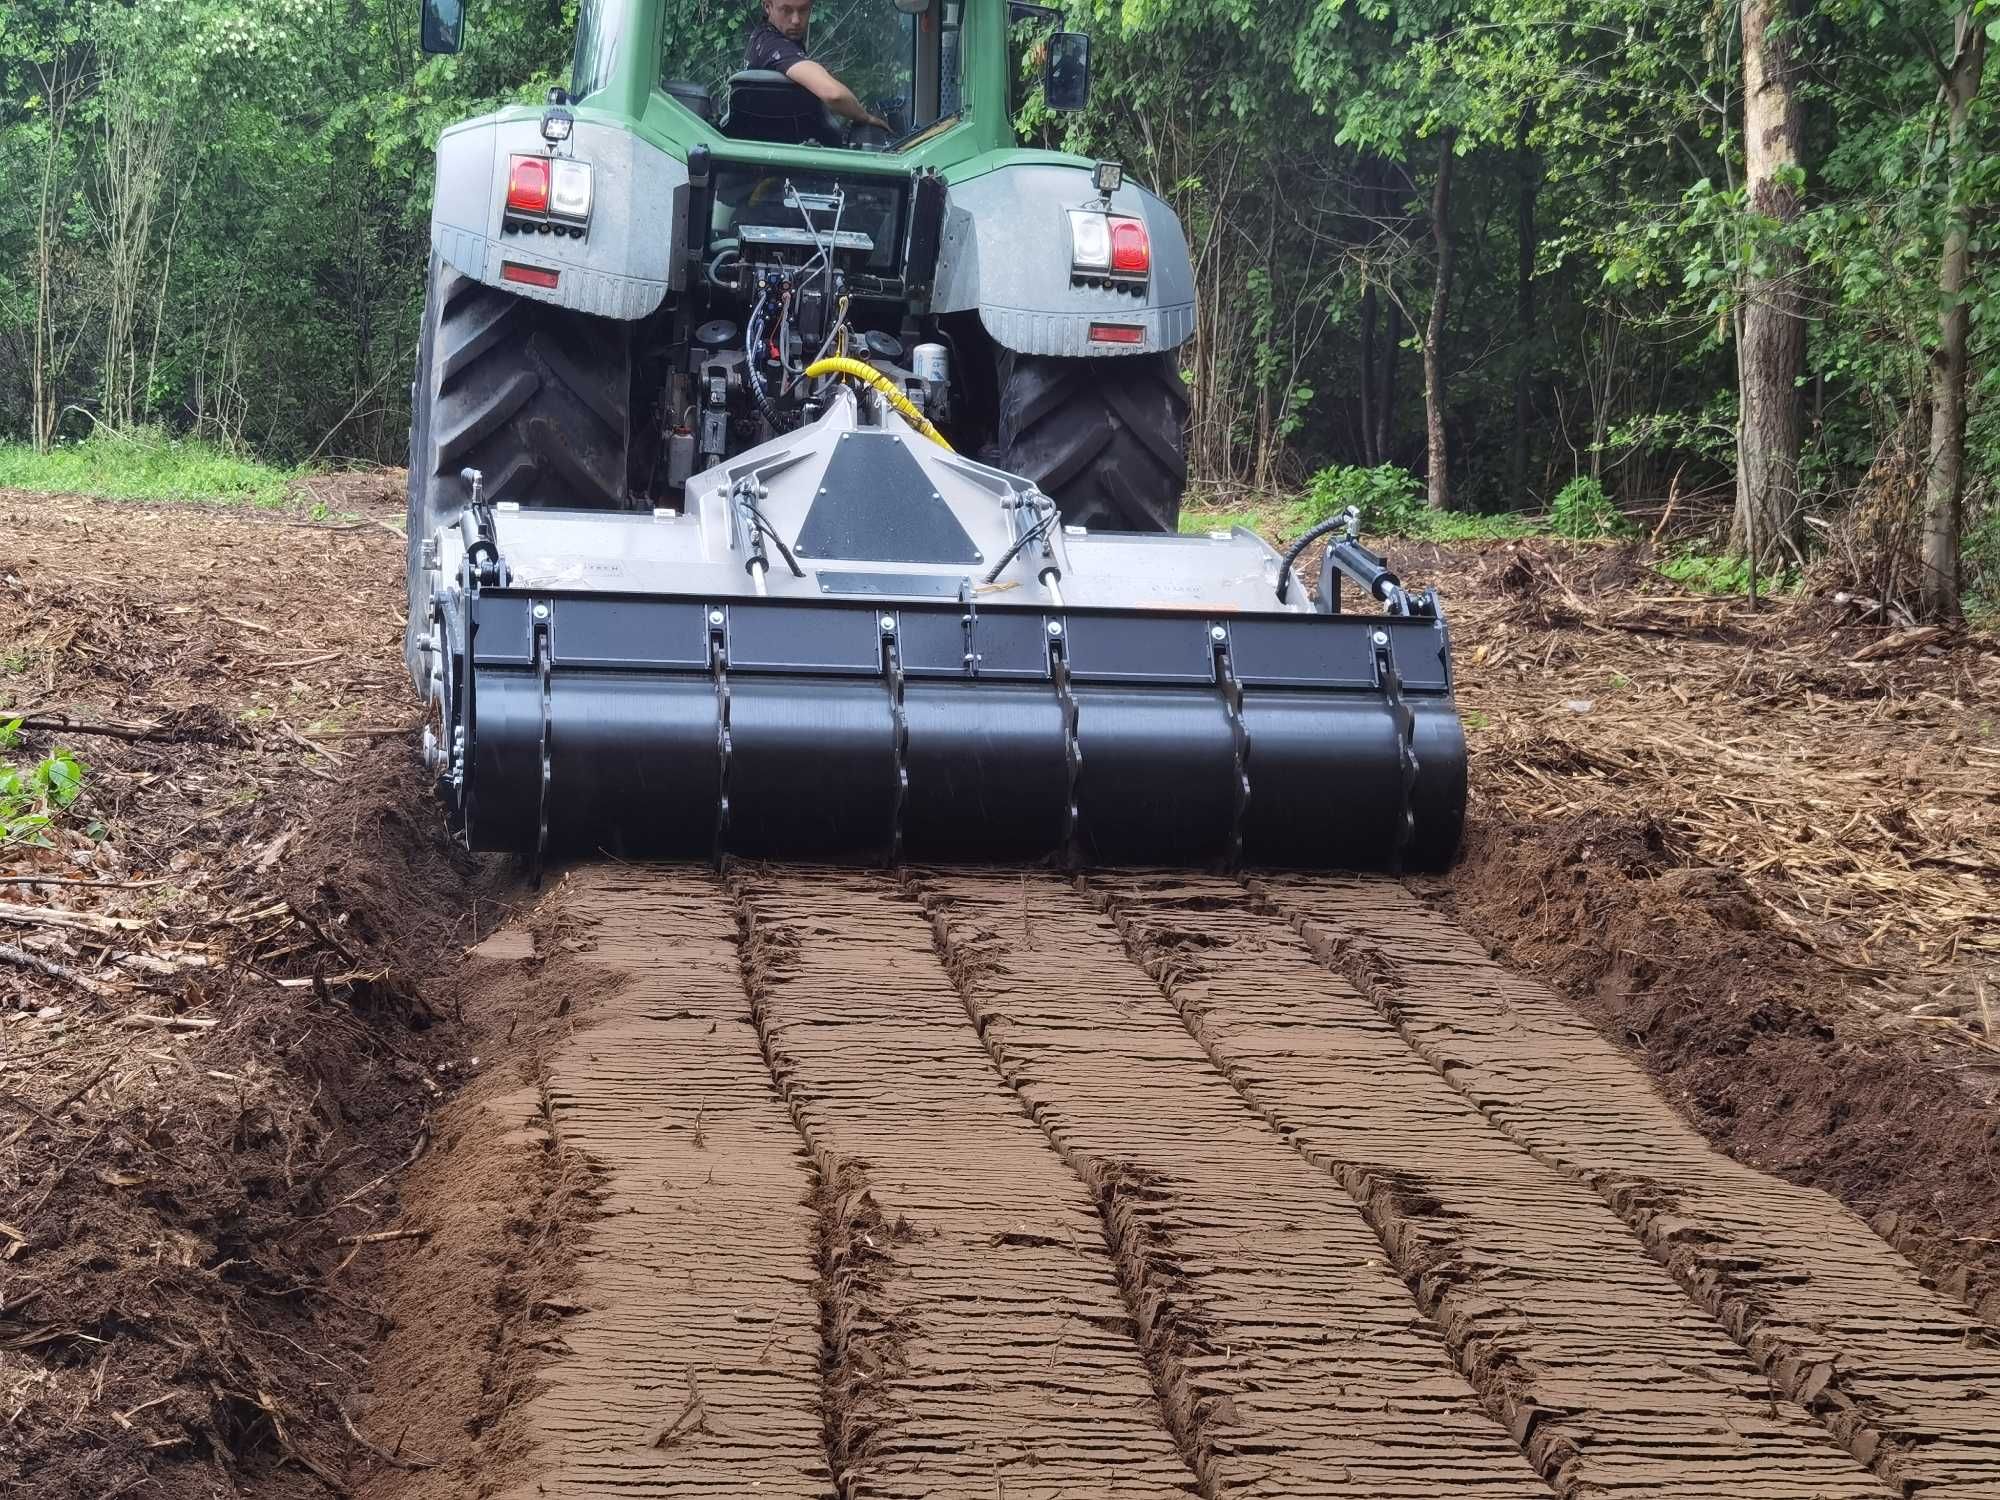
[
  {"x1": 0, "y1": 428, "x2": 298, "y2": 506},
  {"x1": 0, "y1": 745, "x2": 87, "y2": 849},
  {"x1": 1965, "y1": 506, "x2": 2000, "y2": 622},
  {"x1": 1549, "y1": 475, "x2": 1634, "y2": 538},
  {"x1": 1655, "y1": 547, "x2": 1801, "y2": 596},
  {"x1": 1303, "y1": 464, "x2": 1426, "y2": 529},
  {"x1": 0, "y1": 0, "x2": 1997, "y2": 600}
]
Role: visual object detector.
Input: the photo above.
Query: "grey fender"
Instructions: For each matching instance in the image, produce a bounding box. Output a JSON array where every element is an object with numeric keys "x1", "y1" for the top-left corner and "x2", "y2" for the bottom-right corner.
[
  {"x1": 431, "y1": 113, "x2": 689, "y2": 321},
  {"x1": 931, "y1": 164, "x2": 1195, "y2": 357}
]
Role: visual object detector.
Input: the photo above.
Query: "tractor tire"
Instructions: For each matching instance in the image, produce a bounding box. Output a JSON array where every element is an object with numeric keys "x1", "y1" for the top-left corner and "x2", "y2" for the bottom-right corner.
[
  {"x1": 994, "y1": 350, "x2": 1188, "y2": 532},
  {"x1": 403, "y1": 257, "x2": 631, "y2": 684}
]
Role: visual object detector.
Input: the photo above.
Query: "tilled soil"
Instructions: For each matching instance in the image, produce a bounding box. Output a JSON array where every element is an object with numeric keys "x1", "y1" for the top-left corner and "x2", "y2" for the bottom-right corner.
[
  {"x1": 374, "y1": 862, "x2": 1999, "y2": 1500},
  {"x1": 7, "y1": 497, "x2": 1998, "y2": 1498}
]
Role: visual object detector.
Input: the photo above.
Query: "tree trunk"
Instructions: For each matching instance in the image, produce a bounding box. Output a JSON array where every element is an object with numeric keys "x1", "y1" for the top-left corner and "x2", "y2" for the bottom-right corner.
[
  {"x1": 1376, "y1": 299, "x2": 1401, "y2": 467},
  {"x1": 32, "y1": 57, "x2": 83, "y2": 453},
  {"x1": 1424, "y1": 128, "x2": 1458, "y2": 511},
  {"x1": 1922, "y1": 14, "x2": 1986, "y2": 620},
  {"x1": 1511, "y1": 107, "x2": 1539, "y2": 507},
  {"x1": 1359, "y1": 280, "x2": 1379, "y2": 466},
  {"x1": 1731, "y1": 0, "x2": 1807, "y2": 565}
]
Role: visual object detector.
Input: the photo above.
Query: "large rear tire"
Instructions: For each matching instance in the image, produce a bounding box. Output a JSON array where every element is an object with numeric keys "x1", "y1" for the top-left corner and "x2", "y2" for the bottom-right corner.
[
  {"x1": 404, "y1": 258, "x2": 631, "y2": 684},
  {"x1": 994, "y1": 350, "x2": 1188, "y2": 532}
]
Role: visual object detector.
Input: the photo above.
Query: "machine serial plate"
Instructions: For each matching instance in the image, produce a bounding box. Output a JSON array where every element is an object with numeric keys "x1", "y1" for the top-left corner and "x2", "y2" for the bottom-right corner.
[{"x1": 817, "y1": 570, "x2": 968, "y2": 597}]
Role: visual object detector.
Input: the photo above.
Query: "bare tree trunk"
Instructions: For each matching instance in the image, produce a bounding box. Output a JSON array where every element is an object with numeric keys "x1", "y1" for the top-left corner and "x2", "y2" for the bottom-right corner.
[
  {"x1": 1731, "y1": 0, "x2": 1807, "y2": 564},
  {"x1": 1376, "y1": 299, "x2": 1401, "y2": 467},
  {"x1": 1359, "y1": 280, "x2": 1379, "y2": 466},
  {"x1": 1511, "y1": 107, "x2": 1538, "y2": 506},
  {"x1": 1423, "y1": 128, "x2": 1459, "y2": 511},
  {"x1": 95, "y1": 73, "x2": 175, "y2": 431},
  {"x1": 1922, "y1": 13, "x2": 1986, "y2": 620},
  {"x1": 32, "y1": 56, "x2": 85, "y2": 452}
]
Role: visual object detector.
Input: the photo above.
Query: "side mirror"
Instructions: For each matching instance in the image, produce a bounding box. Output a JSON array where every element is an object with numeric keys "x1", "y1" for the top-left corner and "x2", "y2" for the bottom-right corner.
[
  {"x1": 1045, "y1": 31, "x2": 1090, "y2": 111},
  {"x1": 420, "y1": 0, "x2": 466, "y2": 54}
]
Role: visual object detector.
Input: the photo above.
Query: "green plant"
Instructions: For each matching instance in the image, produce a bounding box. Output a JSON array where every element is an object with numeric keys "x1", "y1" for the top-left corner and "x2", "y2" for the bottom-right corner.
[
  {"x1": 1302, "y1": 464, "x2": 1427, "y2": 531},
  {"x1": 1656, "y1": 547, "x2": 1801, "y2": 597},
  {"x1": 1549, "y1": 476, "x2": 1635, "y2": 539},
  {"x1": 0, "y1": 747, "x2": 88, "y2": 848},
  {"x1": 0, "y1": 717, "x2": 20, "y2": 749},
  {"x1": 1965, "y1": 507, "x2": 2000, "y2": 622}
]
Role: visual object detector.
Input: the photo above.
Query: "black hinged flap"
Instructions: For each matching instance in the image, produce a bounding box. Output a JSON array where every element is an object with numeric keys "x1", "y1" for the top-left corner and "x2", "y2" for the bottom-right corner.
[
  {"x1": 1226, "y1": 617, "x2": 1376, "y2": 690},
  {"x1": 725, "y1": 603, "x2": 882, "y2": 674},
  {"x1": 1063, "y1": 616, "x2": 1215, "y2": 684},
  {"x1": 551, "y1": 598, "x2": 710, "y2": 669},
  {"x1": 899, "y1": 606, "x2": 1053, "y2": 679},
  {"x1": 471, "y1": 596, "x2": 534, "y2": 665}
]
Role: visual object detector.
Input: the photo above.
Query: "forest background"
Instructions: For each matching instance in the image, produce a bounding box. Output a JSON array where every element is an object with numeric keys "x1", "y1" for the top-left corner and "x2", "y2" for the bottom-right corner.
[{"x1": 3, "y1": 0, "x2": 1995, "y2": 614}]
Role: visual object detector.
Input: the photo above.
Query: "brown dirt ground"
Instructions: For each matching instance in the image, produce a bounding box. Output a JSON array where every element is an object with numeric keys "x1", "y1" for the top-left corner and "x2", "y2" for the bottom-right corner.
[
  {"x1": 1, "y1": 490, "x2": 1995, "y2": 1496},
  {"x1": 0, "y1": 483, "x2": 519, "y2": 1497},
  {"x1": 1397, "y1": 538, "x2": 2000, "y2": 1302}
]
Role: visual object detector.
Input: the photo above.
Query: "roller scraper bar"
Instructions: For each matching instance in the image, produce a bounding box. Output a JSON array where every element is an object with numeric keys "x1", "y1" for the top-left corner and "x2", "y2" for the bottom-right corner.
[{"x1": 428, "y1": 581, "x2": 1467, "y2": 873}]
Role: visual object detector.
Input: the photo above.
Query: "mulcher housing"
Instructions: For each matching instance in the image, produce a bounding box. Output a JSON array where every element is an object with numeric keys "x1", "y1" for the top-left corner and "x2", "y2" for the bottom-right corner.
[{"x1": 407, "y1": 0, "x2": 1468, "y2": 870}]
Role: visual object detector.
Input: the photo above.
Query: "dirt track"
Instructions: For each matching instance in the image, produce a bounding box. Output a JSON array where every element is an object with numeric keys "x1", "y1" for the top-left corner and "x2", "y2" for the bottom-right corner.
[{"x1": 398, "y1": 863, "x2": 1998, "y2": 1500}]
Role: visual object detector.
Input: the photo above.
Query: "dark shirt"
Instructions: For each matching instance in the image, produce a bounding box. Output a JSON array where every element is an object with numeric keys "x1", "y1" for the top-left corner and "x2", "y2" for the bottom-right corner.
[{"x1": 745, "y1": 23, "x2": 809, "y2": 75}]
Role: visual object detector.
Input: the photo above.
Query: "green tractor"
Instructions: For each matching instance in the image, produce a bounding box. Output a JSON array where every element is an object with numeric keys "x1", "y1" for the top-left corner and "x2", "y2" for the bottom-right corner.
[
  {"x1": 410, "y1": 0, "x2": 1191, "y2": 545},
  {"x1": 404, "y1": 0, "x2": 1467, "y2": 872}
]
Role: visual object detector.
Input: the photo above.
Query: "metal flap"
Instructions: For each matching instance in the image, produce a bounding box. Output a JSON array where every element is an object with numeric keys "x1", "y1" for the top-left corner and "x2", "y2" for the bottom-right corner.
[
  {"x1": 551, "y1": 598, "x2": 709, "y2": 669},
  {"x1": 471, "y1": 596, "x2": 534, "y2": 665},
  {"x1": 1062, "y1": 615, "x2": 1215, "y2": 684},
  {"x1": 725, "y1": 603, "x2": 882, "y2": 674}
]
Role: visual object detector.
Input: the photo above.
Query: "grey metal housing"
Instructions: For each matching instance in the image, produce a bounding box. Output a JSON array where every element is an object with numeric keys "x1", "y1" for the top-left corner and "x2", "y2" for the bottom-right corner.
[
  {"x1": 433, "y1": 114, "x2": 1195, "y2": 358},
  {"x1": 931, "y1": 164, "x2": 1196, "y2": 357},
  {"x1": 431, "y1": 112, "x2": 689, "y2": 320}
]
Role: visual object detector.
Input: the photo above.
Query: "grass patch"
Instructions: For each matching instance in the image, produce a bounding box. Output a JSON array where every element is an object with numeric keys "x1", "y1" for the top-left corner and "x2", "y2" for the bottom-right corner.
[
  {"x1": 0, "y1": 428, "x2": 301, "y2": 508},
  {"x1": 1653, "y1": 546, "x2": 1802, "y2": 596}
]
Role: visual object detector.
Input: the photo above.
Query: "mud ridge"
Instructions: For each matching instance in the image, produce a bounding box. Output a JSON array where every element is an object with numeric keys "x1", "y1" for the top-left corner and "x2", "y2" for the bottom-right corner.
[
  {"x1": 726, "y1": 868, "x2": 909, "y2": 1497},
  {"x1": 467, "y1": 1068, "x2": 605, "y2": 1442},
  {"x1": 914, "y1": 876, "x2": 1221, "y2": 1499},
  {"x1": 1248, "y1": 881, "x2": 1921, "y2": 1497},
  {"x1": 1078, "y1": 876, "x2": 1595, "y2": 1497}
]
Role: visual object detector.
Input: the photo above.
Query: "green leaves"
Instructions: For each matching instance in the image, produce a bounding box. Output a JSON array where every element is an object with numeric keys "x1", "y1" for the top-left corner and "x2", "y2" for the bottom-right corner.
[{"x1": 0, "y1": 747, "x2": 88, "y2": 849}]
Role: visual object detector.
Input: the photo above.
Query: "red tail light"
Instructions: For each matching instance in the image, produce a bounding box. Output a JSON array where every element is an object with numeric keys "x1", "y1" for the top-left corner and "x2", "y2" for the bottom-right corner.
[
  {"x1": 506, "y1": 155, "x2": 551, "y2": 215},
  {"x1": 1109, "y1": 217, "x2": 1150, "y2": 275},
  {"x1": 502, "y1": 261, "x2": 560, "y2": 289},
  {"x1": 1089, "y1": 322, "x2": 1145, "y2": 345}
]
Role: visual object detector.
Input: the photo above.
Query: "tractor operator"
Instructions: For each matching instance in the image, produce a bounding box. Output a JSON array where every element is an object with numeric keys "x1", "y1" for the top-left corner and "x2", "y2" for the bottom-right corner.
[{"x1": 746, "y1": 0, "x2": 890, "y2": 131}]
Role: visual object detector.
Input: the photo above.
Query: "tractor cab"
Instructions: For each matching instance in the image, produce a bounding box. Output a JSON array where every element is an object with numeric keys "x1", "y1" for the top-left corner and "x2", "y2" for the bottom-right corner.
[{"x1": 428, "y1": 0, "x2": 1087, "y2": 156}]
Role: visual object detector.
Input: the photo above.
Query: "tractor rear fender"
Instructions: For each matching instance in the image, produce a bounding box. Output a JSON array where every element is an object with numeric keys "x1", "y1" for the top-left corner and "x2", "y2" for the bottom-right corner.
[
  {"x1": 932, "y1": 164, "x2": 1195, "y2": 358},
  {"x1": 430, "y1": 113, "x2": 688, "y2": 321}
]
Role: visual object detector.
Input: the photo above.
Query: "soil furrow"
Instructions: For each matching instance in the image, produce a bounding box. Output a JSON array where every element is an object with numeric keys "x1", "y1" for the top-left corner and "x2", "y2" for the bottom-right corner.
[
  {"x1": 917, "y1": 870, "x2": 1552, "y2": 1500},
  {"x1": 724, "y1": 864, "x2": 1199, "y2": 1499},
  {"x1": 485, "y1": 867, "x2": 829, "y2": 1500},
  {"x1": 913, "y1": 875, "x2": 1228, "y2": 1497},
  {"x1": 1086, "y1": 871, "x2": 1898, "y2": 1499},
  {"x1": 1253, "y1": 873, "x2": 2000, "y2": 1500}
]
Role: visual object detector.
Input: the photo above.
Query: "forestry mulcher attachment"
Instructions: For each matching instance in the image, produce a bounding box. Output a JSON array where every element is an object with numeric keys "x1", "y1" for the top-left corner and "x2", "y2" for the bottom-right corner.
[{"x1": 403, "y1": 0, "x2": 1466, "y2": 869}]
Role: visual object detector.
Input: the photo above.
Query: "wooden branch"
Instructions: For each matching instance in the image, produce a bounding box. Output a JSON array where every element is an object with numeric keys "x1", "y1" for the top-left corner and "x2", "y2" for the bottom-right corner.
[
  {"x1": 338, "y1": 1406, "x2": 437, "y2": 1470},
  {"x1": 333, "y1": 1227, "x2": 429, "y2": 1247},
  {"x1": 0, "y1": 942, "x2": 112, "y2": 995},
  {"x1": 0, "y1": 898, "x2": 147, "y2": 933},
  {"x1": 0, "y1": 874, "x2": 176, "y2": 890}
]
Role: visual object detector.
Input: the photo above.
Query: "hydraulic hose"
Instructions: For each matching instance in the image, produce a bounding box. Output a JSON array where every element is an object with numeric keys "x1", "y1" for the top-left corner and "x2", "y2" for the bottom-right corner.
[{"x1": 804, "y1": 356, "x2": 953, "y2": 451}]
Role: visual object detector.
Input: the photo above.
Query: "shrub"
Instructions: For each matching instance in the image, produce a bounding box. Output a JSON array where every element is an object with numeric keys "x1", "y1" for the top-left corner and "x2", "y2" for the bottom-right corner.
[
  {"x1": 1301, "y1": 464, "x2": 1427, "y2": 531},
  {"x1": 1549, "y1": 475, "x2": 1635, "y2": 539}
]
